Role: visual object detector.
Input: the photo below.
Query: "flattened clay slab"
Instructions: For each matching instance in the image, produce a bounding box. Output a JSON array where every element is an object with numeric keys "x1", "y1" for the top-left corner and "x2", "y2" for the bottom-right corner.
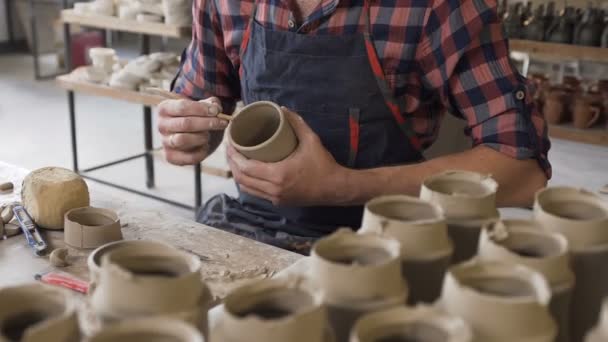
[{"x1": 64, "y1": 207, "x2": 122, "y2": 249}]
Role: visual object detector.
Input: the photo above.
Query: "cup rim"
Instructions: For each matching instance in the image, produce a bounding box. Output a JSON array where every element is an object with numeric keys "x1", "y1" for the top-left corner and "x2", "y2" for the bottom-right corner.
[{"x1": 228, "y1": 101, "x2": 285, "y2": 152}]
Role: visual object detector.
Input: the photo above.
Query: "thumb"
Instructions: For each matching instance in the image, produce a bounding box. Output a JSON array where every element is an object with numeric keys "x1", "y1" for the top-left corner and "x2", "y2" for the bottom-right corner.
[{"x1": 281, "y1": 107, "x2": 315, "y2": 141}]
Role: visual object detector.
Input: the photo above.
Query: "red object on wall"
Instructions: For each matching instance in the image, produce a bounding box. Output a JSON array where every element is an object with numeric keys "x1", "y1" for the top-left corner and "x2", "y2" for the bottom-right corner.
[{"x1": 70, "y1": 31, "x2": 105, "y2": 68}]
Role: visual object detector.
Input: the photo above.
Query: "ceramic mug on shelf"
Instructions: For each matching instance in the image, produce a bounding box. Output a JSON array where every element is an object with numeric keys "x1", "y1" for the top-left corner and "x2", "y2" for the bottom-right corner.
[
  {"x1": 543, "y1": 87, "x2": 570, "y2": 125},
  {"x1": 572, "y1": 95, "x2": 603, "y2": 129},
  {"x1": 227, "y1": 101, "x2": 298, "y2": 163}
]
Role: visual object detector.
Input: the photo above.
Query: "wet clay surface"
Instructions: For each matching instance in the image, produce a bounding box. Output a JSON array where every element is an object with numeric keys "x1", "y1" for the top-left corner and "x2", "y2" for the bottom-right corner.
[
  {"x1": 466, "y1": 277, "x2": 536, "y2": 298},
  {"x1": 2, "y1": 311, "x2": 48, "y2": 340},
  {"x1": 329, "y1": 247, "x2": 392, "y2": 266},
  {"x1": 374, "y1": 323, "x2": 448, "y2": 342}
]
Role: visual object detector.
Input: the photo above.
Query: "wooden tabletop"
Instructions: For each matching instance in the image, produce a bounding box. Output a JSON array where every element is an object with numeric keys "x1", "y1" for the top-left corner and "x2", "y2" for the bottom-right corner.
[
  {"x1": 510, "y1": 39, "x2": 608, "y2": 63},
  {"x1": 0, "y1": 162, "x2": 299, "y2": 298}
]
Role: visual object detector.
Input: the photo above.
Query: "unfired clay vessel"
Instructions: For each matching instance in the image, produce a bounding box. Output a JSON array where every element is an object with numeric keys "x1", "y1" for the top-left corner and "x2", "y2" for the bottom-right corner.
[
  {"x1": 359, "y1": 195, "x2": 452, "y2": 304},
  {"x1": 349, "y1": 305, "x2": 472, "y2": 342},
  {"x1": 586, "y1": 299, "x2": 608, "y2": 342},
  {"x1": 0, "y1": 283, "x2": 79, "y2": 342},
  {"x1": 438, "y1": 260, "x2": 556, "y2": 342},
  {"x1": 572, "y1": 95, "x2": 602, "y2": 129},
  {"x1": 420, "y1": 170, "x2": 499, "y2": 264},
  {"x1": 211, "y1": 277, "x2": 332, "y2": 342},
  {"x1": 21, "y1": 166, "x2": 90, "y2": 230},
  {"x1": 227, "y1": 101, "x2": 298, "y2": 162},
  {"x1": 534, "y1": 186, "x2": 608, "y2": 342},
  {"x1": 477, "y1": 219, "x2": 574, "y2": 342},
  {"x1": 86, "y1": 317, "x2": 203, "y2": 342},
  {"x1": 90, "y1": 240, "x2": 212, "y2": 336},
  {"x1": 64, "y1": 206, "x2": 122, "y2": 249},
  {"x1": 310, "y1": 230, "x2": 407, "y2": 342}
]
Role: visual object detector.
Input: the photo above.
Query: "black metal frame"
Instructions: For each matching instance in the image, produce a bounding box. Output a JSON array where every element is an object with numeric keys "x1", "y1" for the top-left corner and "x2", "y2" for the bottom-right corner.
[{"x1": 63, "y1": 21, "x2": 203, "y2": 212}]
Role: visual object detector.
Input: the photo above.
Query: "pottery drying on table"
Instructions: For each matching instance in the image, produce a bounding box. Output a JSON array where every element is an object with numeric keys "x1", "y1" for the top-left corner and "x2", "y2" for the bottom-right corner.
[
  {"x1": 0, "y1": 283, "x2": 79, "y2": 342},
  {"x1": 89, "y1": 47, "x2": 116, "y2": 73},
  {"x1": 90, "y1": 240, "x2": 212, "y2": 336},
  {"x1": 420, "y1": 170, "x2": 499, "y2": 264},
  {"x1": 534, "y1": 186, "x2": 608, "y2": 342},
  {"x1": 21, "y1": 166, "x2": 90, "y2": 230},
  {"x1": 212, "y1": 277, "x2": 332, "y2": 342},
  {"x1": 227, "y1": 101, "x2": 298, "y2": 162},
  {"x1": 586, "y1": 299, "x2": 608, "y2": 342},
  {"x1": 360, "y1": 195, "x2": 452, "y2": 304},
  {"x1": 438, "y1": 260, "x2": 556, "y2": 342},
  {"x1": 310, "y1": 229, "x2": 407, "y2": 342},
  {"x1": 478, "y1": 219, "x2": 574, "y2": 342},
  {"x1": 86, "y1": 317, "x2": 203, "y2": 342},
  {"x1": 350, "y1": 305, "x2": 472, "y2": 342},
  {"x1": 64, "y1": 206, "x2": 122, "y2": 249}
]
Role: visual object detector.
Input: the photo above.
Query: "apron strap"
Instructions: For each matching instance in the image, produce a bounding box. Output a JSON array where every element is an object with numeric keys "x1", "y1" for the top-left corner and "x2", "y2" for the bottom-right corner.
[{"x1": 239, "y1": 2, "x2": 258, "y2": 78}]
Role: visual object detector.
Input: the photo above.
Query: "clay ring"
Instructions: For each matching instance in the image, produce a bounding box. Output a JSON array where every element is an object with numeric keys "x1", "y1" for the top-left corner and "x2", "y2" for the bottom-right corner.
[{"x1": 64, "y1": 207, "x2": 123, "y2": 249}]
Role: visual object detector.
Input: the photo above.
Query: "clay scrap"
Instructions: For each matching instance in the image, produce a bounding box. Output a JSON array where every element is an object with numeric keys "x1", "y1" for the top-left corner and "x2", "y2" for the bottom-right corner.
[
  {"x1": 21, "y1": 167, "x2": 90, "y2": 230},
  {"x1": 0, "y1": 283, "x2": 79, "y2": 342},
  {"x1": 0, "y1": 182, "x2": 13, "y2": 194},
  {"x1": 50, "y1": 248, "x2": 70, "y2": 267},
  {"x1": 86, "y1": 317, "x2": 203, "y2": 342},
  {"x1": 64, "y1": 206, "x2": 123, "y2": 249}
]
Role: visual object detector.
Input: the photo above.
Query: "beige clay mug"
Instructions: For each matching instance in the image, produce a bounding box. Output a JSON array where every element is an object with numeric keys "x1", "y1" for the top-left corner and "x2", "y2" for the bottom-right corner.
[{"x1": 227, "y1": 101, "x2": 298, "y2": 162}]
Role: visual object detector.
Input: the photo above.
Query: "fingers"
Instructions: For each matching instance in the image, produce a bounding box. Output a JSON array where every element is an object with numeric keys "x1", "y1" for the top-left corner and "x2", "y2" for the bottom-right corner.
[
  {"x1": 226, "y1": 144, "x2": 280, "y2": 183},
  {"x1": 227, "y1": 154, "x2": 281, "y2": 203},
  {"x1": 281, "y1": 106, "x2": 317, "y2": 143},
  {"x1": 164, "y1": 148, "x2": 208, "y2": 166},
  {"x1": 161, "y1": 132, "x2": 210, "y2": 151},
  {"x1": 158, "y1": 97, "x2": 223, "y2": 118},
  {"x1": 239, "y1": 184, "x2": 278, "y2": 205},
  {"x1": 158, "y1": 116, "x2": 229, "y2": 134}
]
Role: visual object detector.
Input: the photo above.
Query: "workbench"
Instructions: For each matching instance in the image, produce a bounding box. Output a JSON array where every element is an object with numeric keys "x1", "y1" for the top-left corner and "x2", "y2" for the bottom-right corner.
[{"x1": 0, "y1": 161, "x2": 301, "y2": 298}]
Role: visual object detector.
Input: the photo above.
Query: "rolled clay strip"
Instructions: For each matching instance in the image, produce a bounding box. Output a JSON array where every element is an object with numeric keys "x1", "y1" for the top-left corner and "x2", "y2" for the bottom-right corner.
[
  {"x1": 64, "y1": 207, "x2": 123, "y2": 249},
  {"x1": 478, "y1": 219, "x2": 574, "y2": 342},
  {"x1": 0, "y1": 182, "x2": 13, "y2": 193},
  {"x1": 350, "y1": 305, "x2": 472, "y2": 342},
  {"x1": 360, "y1": 195, "x2": 452, "y2": 304},
  {"x1": 438, "y1": 259, "x2": 556, "y2": 342},
  {"x1": 50, "y1": 248, "x2": 70, "y2": 267},
  {"x1": 0, "y1": 204, "x2": 13, "y2": 224},
  {"x1": 86, "y1": 317, "x2": 203, "y2": 342},
  {"x1": 3, "y1": 222, "x2": 21, "y2": 237},
  {"x1": 90, "y1": 241, "x2": 212, "y2": 335},
  {"x1": 586, "y1": 299, "x2": 608, "y2": 342},
  {"x1": 0, "y1": 283, "x2": 79, "y2": 342},
  {"x1": 310, "y1": 229, "x2": 407, "y2": 342},
  {"x1": 212, "y1": 277, "x2": 330, "y2": 342},
  {"x1": 420, "y1": 170, "x2": 499, "y2": 264}
]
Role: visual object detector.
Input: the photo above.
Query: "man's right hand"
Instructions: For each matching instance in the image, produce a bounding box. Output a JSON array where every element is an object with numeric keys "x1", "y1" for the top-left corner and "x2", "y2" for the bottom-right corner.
[{"x1": 157, "y1": 97, "x2": 228, "y2": 166}]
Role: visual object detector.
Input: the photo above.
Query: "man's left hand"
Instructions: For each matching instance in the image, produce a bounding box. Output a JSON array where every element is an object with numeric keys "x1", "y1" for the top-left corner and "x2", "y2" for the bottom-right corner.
[{"x1": 226, "y1": 107, "x2": 347, "y2": 206}]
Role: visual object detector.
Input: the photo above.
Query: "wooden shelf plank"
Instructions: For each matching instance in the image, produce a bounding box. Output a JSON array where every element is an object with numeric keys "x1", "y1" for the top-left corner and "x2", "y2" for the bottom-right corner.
[
  {"x1": 548, "y1": 124, "x2": 608, "y2": 146},
  {"x1": 510, "y1": 39, "x2": 608, "y2": 63},
  {"x1": 61, "y1": 9, "x2": 190, "y2": 38},
  {"x1": 56, "y1": 67, "x2": 165, "y2": 106}
]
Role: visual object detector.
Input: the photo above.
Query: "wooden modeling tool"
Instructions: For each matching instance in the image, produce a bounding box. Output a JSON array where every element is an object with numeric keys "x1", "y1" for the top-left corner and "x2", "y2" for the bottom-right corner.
[{"x1": 144, "y1": 87, "x2": 232, "y2": 121}]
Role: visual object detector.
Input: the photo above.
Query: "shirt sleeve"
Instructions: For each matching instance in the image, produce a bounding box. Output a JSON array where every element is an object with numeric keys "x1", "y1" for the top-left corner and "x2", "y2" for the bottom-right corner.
[
  {"x1": 417, "y1": 0, "x2": 551, "y2": 178},
  {"x1": 173, "y1": 0, "x2": 240, "y2": 112}
]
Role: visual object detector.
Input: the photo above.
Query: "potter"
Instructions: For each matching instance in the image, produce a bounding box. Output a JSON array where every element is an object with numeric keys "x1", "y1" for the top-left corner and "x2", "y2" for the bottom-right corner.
[{"x1": 158, "y1": 0, "x2": 550, "y2": 253}]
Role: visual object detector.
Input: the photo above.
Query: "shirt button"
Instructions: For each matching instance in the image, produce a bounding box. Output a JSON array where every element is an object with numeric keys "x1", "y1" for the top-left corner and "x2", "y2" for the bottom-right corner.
[
  {"x1": 288, "y1": 20, "x2": 295, "y2": 28},
  {"x1": 516, "y1": 90, "x2": 525, "y2": 100}
]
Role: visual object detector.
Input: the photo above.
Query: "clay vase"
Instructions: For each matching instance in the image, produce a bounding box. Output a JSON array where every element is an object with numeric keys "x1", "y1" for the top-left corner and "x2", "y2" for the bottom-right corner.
[
  {"x1": 574, "y1": 8, "x2": 603, "y2": 47},
  {"x1": 90, "y1": 240, "x2": 212, "y2": 337},
  {"x1": 227, "y1": 101, "x2": 298, "y2": 162},
  {"x1": 211, "y1": 277, "x2": 331, "y2": 342},
  {"x1": 546, "y1": 7, "x2": 576, "y2": 44},
  {"x1": 420, "y1": 170, "x2": 499, "y2": 264},
  {"x1": 438, "y1": 260, "x2": 557, "y2": 342},
  {"x1": 86, "y1": 318, "x2": 203, "y2": 342},
  {"x1": 534, "y1": 186, "x2": 608, "y2": 342},
  {"x1": 572, "y1": 96, "x2": 602, "y2": 129},
  {"x1": 349, "y1": 305, "x2": 472, "y2": 342},
  {"x1": 477, "y1": 220, "x2": 574, "y2": 342},
  {"x1": 310, "y1": 230, "x2": 407, "y2": 342},
  {"x1": 359, "y1": 195, "x2": 453, "y2": 304},
  {"x1": 585, "y1": 299, "x2": 608, "y2": 342},
  {"x1": 0, "y1": 284, "x2": 80, "y2": 342},
  {"x1": 543, "y1": 87, "x2": 569, "y2": 124}
]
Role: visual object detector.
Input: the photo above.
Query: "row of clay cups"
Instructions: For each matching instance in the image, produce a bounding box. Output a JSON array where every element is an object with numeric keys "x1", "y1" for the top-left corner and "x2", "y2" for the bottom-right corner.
[{"x1": 87, "y1": 239, "x2": 212, "y2": 337}]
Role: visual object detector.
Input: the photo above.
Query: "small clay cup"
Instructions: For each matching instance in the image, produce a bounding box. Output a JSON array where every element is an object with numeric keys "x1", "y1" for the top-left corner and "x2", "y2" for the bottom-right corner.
[
  {"x1": 572, "y1": 95, "x2": 603, "y2": 129},
  {"x1": 227, "y1": 101, "x2": 298, "y2": 162},
  {"x1": 543, "y1": 87, "x2": 569, "y2": 125},
  {"x1": 86, "y1": 318, "x2": 203, "y2": 342}
]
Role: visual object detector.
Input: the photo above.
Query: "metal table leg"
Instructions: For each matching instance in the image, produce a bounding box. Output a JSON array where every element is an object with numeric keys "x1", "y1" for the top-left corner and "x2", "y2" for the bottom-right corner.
[
  {"x1": 6, "y1": 0, "x2": 15, "y2": 45},
  {"x1": 29, "y1": 0, "x2": 42, "y2": 79},
  {"x1": 194, "y1": 163, "x2": 202, "y2": 211},
  {"x1": 143, "y1": 106, "x2": 155, "y2": 188}
]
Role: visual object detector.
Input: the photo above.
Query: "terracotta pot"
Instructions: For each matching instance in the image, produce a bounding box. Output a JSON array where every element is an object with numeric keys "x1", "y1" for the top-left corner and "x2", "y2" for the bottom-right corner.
[
  {"x1": 438, "y1": 260, "x2": 557, "y2": 342},
  {"x1": 310, "y1": 230, "x2": 407, "y2": 342},
  {"x1": 0, "y1": 284, "x2": 80, "y2": 342},
  {"x1": 360, "y1": 195, "x2": 452, "y2": 304},
  {"x1": 90, "y1": 241, "x2": 212, "y2": 335},
  {"x1": 350, "y1": 305, "x2": 472, "y2": 342},
  {"x1": 534, "y1": 186, "x2": 608, "y2": 342},
  {"x1": 586, "y1": 299, "x2": 608, "y2": 342},
  {"x1": 572, "y1": 96, "x2": 602, "y2": 129},
  {"x1": 211, "y1": 278, "x2": 331, "y2": 342},
  {"x1": 543, "y1": 87, "x2": 570, "y2": 124},
  {"x1": 478, "y1": 220, "x2": 574, "y2": 342},
  {"x1": 86, "y1": 318, "x2": 203, "y2": 342},
  {"x1": 420, "y1": 170, "x2": 499, "y2": 263},
  {"x1": 227, "y1": 101, "x2": 298, "y2": 162}
]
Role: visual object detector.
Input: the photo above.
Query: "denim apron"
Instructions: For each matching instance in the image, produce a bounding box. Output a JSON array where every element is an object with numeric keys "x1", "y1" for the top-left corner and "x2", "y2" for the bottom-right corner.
[{"x1": 198, "y1": 1, "x2": 423, "y2": 253}]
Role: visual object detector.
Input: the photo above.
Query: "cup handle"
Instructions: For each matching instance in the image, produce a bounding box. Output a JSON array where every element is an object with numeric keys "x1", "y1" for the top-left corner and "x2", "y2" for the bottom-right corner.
[{"x1": 587, "y1": 106, "x2": 602, "y2": 128}]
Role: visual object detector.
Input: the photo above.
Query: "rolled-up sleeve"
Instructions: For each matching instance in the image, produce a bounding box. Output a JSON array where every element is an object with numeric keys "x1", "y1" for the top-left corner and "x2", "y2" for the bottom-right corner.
[
  {"x1": 173, "y1": 0, "x2": 239, "y2": 111},
  {"x1": 417, "y1": 0, "x2": 551, "y2": 178}
]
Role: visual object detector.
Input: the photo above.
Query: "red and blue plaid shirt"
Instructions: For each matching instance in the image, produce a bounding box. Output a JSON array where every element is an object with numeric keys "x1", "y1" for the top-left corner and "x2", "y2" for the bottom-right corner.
[{"x1": 174, "y1": 0, "x2": 551, "y2": 177}]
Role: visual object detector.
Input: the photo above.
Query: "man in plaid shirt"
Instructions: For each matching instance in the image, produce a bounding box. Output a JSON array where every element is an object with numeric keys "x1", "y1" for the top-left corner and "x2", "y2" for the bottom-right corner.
[{"x1": 158, "y1": 0, "x2": 550, "y2": 252}]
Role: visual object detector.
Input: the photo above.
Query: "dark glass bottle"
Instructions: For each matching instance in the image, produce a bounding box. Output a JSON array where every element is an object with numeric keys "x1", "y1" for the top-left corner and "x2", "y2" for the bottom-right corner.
[
  {"x1": 546, "y1": 7, "x2": 577, "y2": 44},
  {"x1": 504, "y1": 3, "x2": 524, "y2": 39},
  {"x1": 575, "y1": 7, "x2": 604, "y2": 46},
  {"x1": 523, "y1": 4, "x2": 546, "y2": 41}
]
